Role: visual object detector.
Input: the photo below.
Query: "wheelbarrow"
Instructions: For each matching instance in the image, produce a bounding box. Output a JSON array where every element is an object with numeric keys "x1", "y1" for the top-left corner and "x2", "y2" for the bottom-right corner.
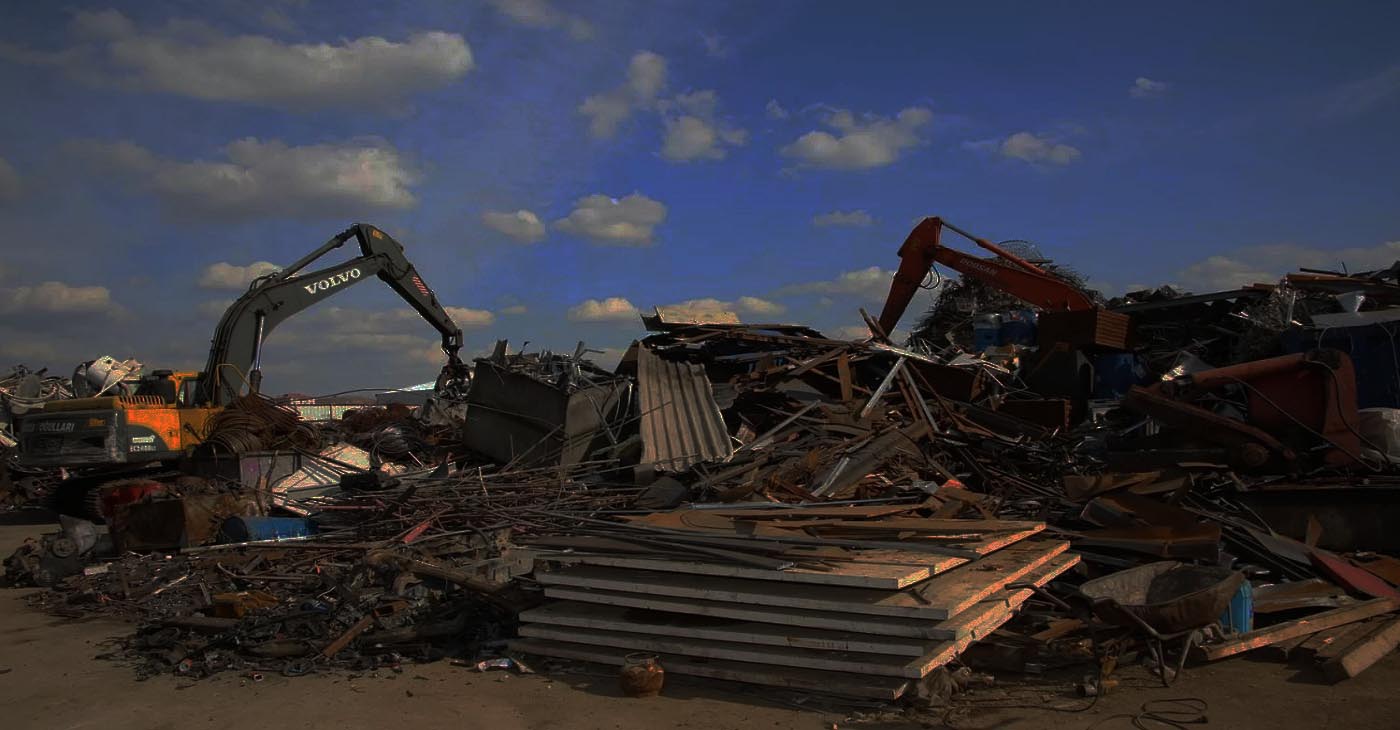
[{"x1": 1018, "y1": 561, "x2": 1244, "y2": 686}]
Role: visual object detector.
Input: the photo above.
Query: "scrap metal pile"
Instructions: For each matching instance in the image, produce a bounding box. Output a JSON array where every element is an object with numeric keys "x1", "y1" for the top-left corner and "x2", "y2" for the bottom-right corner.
[{"x1": 8, "y1": 219, "x2": 1400, "y2": 698}]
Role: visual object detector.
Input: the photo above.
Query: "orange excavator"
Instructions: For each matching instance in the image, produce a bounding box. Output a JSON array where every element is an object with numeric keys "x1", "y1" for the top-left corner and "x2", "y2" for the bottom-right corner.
[{"x1": 876, "y1": 216, "x2": 1096, "y2": 335}]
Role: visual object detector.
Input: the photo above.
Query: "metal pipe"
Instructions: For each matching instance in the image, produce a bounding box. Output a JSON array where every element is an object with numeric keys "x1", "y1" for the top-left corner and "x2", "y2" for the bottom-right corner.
[{"x1": 249, "y1": 312, "x2": 266, "y2": 393}]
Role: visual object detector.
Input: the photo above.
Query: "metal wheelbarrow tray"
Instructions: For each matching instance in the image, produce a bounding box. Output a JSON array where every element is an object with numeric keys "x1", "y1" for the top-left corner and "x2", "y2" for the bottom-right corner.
[{"x1": 1077, "y1": 561, "x2": 1244, "y2": 685}]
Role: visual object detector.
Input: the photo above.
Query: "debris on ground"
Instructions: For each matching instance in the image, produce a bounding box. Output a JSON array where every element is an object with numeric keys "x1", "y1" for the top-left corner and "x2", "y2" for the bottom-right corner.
[{"x1": 6, "y1": 216, "x2": 1400, "y2": 706}]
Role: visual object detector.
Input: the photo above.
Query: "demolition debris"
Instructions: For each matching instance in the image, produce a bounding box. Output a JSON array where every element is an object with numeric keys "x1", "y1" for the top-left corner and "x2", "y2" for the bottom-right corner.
[{"x1": 6, "y1": 217, "x2": 1400, "y2": 704}]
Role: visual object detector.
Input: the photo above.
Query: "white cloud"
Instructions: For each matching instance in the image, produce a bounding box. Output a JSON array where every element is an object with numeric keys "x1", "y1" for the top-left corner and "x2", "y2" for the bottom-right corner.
[
  {"x1": 1319, "y1": 65, "x2": 1400, "y2": 121},
  {"x1": 291, "y1": 304, "x2": 493, "y2": 358},
  {"x1": 554, "y1": 193, "x2": 667, "y2": 246},
  {"x1": 775, "y1": 266, "x2": 895, "y2": 301},
  {"x1": 499, "y1": 304, "x2": 528, "y2": 315},
  {"x1": 831, "y1": 325, "x2": 874, "y2": 340},
  {"x1": 734, "y1": 296, "x2": 784, "y2": 316},
  {"x1": 568, "y1": 297, "x2": 640, "y2": 322},
  {"x1": 0, "y1": 156, "x2": 19, "y2": 202},
  {"x1": 765, "y1": 99, "x2": 789, "y2": 120},
  {"x1": 445, "y1": 306, "x2": 496, "y2": 329},
  {"x1": 0, "y1": 281, "x2": 113, "y2": 313},
  {"x1": 0, "y1": 10, "x2": 472, "y2": 112},
  {"x1": 199, "y1": 260, "x2": 281, "y2": 289},
  {"x1": 488, "y1": 0, "x2": 594, "y2": 40},
  {"x1": 658, "y1": 90, "x2": 748, "y2": 162},
  {"x1": 77, "y1": 137, "x2": 420, "y2": 220},
  {"x1": 482, "y1": 209, "x2": 546, "y2": 243},
  {"x1": 1175, "y1": 240, "x2": 1400, "y2": 292},
  {"x1": 996, "y1": 132, "x2": 1081, "y2": 165},
  {"x1": 579, "y1": 51, "x2": 668, "y2": 138},
  {"x1": 653, "y1": 296, "x2": 785, "y2": 323},
  {"x1": 812, "y1": 209, "x2": 875, "y2": 227},
  {"x1": 1129, "y1": 77, "x2": 1169, "y2": 99},
  {"x1": 198, "y1": 298, "x2": 235, "y2": 318},
  {"x1": 699, "y1": 32, "x2": 727, "y2": 59},
  {"x1": 781, "y1": 107, "x2": 932, "y2": 170}
]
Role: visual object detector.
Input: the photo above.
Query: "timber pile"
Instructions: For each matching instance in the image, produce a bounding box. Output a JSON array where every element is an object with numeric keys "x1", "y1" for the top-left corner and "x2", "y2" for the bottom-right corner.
[{"x1": 510, "y1": 509, "x2": 1078, "y2": 699}]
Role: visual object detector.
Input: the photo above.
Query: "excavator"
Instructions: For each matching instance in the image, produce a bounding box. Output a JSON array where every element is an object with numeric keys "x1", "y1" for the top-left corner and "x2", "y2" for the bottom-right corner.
[
  {"x1": 15, "y1": 223, "x2": 469, "y2": 473},
  {"x1": 877, "y1": 216, "x2": 1096, "y2": 336}
]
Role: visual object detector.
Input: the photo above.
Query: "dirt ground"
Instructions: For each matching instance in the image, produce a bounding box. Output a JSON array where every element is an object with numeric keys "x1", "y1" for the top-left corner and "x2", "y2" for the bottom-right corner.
[{"x1": 2, "y1": 512, "x2": 1398, "y2": 730}]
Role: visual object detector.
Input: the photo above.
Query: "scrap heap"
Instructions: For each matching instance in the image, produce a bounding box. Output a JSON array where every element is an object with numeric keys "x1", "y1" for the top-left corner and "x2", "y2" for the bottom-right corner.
[{"x1": 7, "y1": 222, "x2": 1400, "y2": 699}]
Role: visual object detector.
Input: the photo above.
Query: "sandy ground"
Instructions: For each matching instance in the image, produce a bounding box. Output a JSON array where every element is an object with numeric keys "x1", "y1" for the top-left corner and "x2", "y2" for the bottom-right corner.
[{"x1": 3, "y1": 511, "x2": 1399, "y2": 730}]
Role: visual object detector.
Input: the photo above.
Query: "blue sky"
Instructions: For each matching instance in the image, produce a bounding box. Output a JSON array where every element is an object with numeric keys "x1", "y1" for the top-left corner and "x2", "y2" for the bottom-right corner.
[{"x1": 0, "y1": 1, "x2": 1396, "y2": 393}]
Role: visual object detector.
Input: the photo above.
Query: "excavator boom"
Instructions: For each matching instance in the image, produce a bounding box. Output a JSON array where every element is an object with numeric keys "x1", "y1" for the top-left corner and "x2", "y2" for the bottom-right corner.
[
  {"x1": 197, "y1": 223, "x2": 466, "y2": 406},
  {"x1": 877, "y1": 216, "x2": 1095, "y2": 334}
]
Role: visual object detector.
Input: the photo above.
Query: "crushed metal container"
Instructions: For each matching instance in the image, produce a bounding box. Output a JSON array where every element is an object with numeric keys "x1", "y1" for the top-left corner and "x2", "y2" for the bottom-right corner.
[{"x1": 464, "y1": 359, "x2": 630, "y2": 467}]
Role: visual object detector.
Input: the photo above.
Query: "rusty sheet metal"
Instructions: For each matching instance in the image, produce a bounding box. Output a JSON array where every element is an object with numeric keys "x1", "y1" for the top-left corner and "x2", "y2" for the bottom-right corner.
[{"x1": 636, "y1": 347, "x2": 732, "y2": 472}]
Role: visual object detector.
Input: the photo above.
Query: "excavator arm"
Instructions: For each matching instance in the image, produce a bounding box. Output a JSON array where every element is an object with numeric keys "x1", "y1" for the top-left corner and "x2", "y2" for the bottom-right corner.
[
  {"x1": 877, "y1": 217, "x2": 1096, "y2": 335},
  {"x1": 195, "y1": 224, "x2": 467, "y2": 406}
]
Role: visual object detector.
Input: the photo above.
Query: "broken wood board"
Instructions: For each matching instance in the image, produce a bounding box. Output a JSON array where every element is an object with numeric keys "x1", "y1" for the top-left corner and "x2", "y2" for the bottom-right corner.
[
  {"x1": 535, "y1": 552, "x2": 1079, "y2": 642},
  {"x1": 540, "y1": 551, "x2": 934, "y2": 589},
  {"x1": 625, "y1": 510, "x2": 1041, "y2": 548},
  {"x1": 1258, "y1": 632, "x2": 1317, "y2": 662},
  {"x1": 536, "y1": 540, "x2": 1070, "y2": 620},
  {"x1": 1198, "y1": 598, "x2": 1398, "y2": 661},
  {"x1": 520, "y1": 554, "x2": 1075, "y2": 652},
  {"x1": 699, "y1": 504, "x2": 922, "y2": 520},
  {"x1": 1321, "y1": 616, "x2": 1400, "y2": 682},
  {"x1": 1310, "y1": 618, "x2": 1385, "y2": 664},
  {"x1": 507, "y1": 639, "x2": 910, "y2": 699}
]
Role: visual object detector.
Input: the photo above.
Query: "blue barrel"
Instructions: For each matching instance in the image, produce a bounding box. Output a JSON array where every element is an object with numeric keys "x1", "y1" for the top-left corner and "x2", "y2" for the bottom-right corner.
[
  {"x1": 972, "y1": 314, "x2": 1002, "y2": 352},
  {"x1": 1092, "y1": 353, "x2": 1140, "y2": 399},
  {"x1": 1218, "y1": 580, "x2": 1253, "y2": 634},
  {"x1": 999, "y1": 310, "x2": 1038, "y2": 346},
  {"x1": 220, "y1": 516, "x2": 316, "y2": 543}
]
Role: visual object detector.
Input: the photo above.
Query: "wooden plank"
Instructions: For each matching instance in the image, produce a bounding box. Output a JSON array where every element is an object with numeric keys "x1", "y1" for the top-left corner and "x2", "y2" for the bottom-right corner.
[
  {"x1": 538, "y1": 552, "x2": 1079, "y2": 640},
  {"x1": 624, "y1": 511, "x2": 1042, "y2": 555},
  {"x1": 1321, "y1": 617, "x2": 1400, "y2": 682},
  {"x1": 522, "y1": 601, "x2": 934, "y2": 656},
  {"x1": 1310, "y1": 619, "x2": 1384, "y2": 663},
  {"x1": 1258, "y1": 632, "x2": 1317, "y2": 662},
  {"x1": 519, "y1": 581, "x2": 1034, "y2": 681},
  {"x1": 702, "y1": 504, "x2": 915, "y2": 520},
  {"x1": 837, "y1": 352, "x2": 854, "y2": 402},
  {"x1": 544, "y1": 552, "x2": 932, "y2": 590},
  {"x1": 506, "y1": 639, "x2": 910, "y2": 700},
  {"x1": 519, "y1": 561, "x2": 1040, "y2": 683},
  {"x1": 1198, "y1": 598, "x2": 1398, "y2": 661},
  {"x1": 520, "y1": 623, "x2": 934, "y2": 676},
  {"x1": 782, "y1": 547, "x2": 965, "y2": 574},
  {"x1": 1030, "y1": 618, "x2": 1086, "y2": 643},
  {"x1": 537, "y1": 540, "x2": 1069, "y2": 620}
]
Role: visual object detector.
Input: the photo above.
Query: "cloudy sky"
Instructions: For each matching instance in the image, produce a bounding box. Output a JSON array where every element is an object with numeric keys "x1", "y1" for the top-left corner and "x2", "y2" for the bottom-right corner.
[{"x1": 0, "y1": 1, "x2": 1396, "y2": 393}]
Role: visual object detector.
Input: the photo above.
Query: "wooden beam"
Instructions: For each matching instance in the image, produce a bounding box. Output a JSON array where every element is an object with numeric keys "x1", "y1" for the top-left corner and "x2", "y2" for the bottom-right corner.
[
  {"x1": 1321, "y1": 617, "x2": 1400, "y2": 682},
  {"x1": 540, "y1": 552, "x2": 1079, "y2": 640},
  {"x1": 1198, "y1": 598, "x2": 1397, "y2": 661}
]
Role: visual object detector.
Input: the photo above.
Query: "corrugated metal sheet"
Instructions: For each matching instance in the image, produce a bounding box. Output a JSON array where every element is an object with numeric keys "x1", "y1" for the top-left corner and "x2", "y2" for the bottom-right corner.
[{"x1": 636, "y1": 347, "x2": 732, "y2": 471}]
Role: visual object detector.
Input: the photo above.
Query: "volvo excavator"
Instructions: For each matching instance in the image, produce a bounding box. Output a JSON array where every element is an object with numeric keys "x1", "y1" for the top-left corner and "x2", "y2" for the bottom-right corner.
[{"x1": 15, "y1": 223, "x2": 469, "y2": 475}]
